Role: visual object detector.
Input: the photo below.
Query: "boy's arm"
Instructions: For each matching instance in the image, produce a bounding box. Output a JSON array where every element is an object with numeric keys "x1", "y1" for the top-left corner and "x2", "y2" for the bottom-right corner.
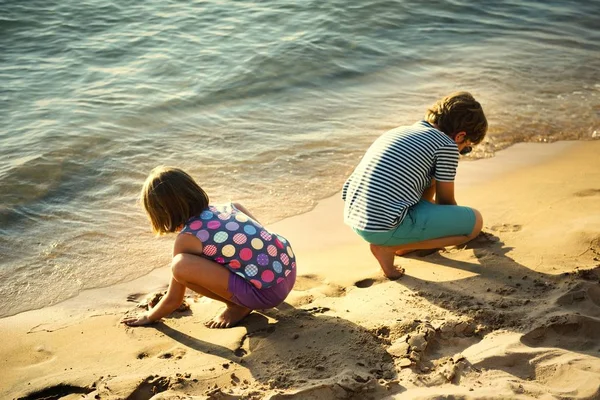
[
  {"x1": 421, "y1": 179, "x2": 436, "y2": 203},
  {"x1": 435, "y1": 180, "x2": 457, "y2": 205}
]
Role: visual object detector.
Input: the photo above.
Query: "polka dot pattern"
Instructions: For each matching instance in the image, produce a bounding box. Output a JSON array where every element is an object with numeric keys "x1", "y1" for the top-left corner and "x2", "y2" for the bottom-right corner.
[
  {"x1": 245, "y1": 264, "x2": 258, "y2": 276},
  {"x1": 240, "y1": 248, "x2": 253, "y2": 261},
  {"x1": 250, "y1": 279, "x2": 262, "y2": 289},
  {"x1": 222, "y1": 244, "x2": 236, "y2": 258},
  {"x1": 196, "y1": 230, "x2": 209, "y2": 242},
  {"x1": 226, "y1": 221, "x2": 239, "y2": 231},
  {"x1": 251, "y1": 238, "x2": 264, "y2": 250},
  {"x1": 233, "y1": 233, "x2": 247, "y2": 245},
  {"x1": 213, "y1": 231, "x2": 228, "y2": 243},
  {"x1": 203, "y1": 244, "x2": 217, "y2": 256},
  {"x1": 182, "y1": 204, "x2": 296, "y2": 289},
  {"x1": 257, "y1": 253, "x2": 269, "y2": 266},
  {"x1": 207, "y1": 220, "x2": 221, "y2": 230},
  {"x1": 275, "y1": 237, "x2": 284, "y2": 249},
  {"x1": 189, "y1": 220, "x2": 202, "y2": 230},
  {"x1": 261, "y1": 270, "x2": 274, "y2": 283}
]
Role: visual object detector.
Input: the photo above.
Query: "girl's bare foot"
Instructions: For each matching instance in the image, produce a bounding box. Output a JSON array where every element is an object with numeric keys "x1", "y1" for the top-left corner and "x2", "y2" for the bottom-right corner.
[{"x1": 205, "y1": 304, "x2": 252, "y2": 329}]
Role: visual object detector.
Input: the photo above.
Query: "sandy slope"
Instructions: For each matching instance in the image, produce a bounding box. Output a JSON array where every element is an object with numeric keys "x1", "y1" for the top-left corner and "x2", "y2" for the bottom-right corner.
[{"x1": 1, "y1": 141, "x2": 599, "y2": 400}]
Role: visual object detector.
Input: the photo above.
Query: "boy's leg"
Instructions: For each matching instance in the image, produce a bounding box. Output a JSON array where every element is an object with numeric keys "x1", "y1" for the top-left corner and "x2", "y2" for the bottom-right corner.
[
  {"x1": 371, "y1": 206, "x2": 482, "y2": 279},
  {"x1": 171, "y1": 253, "x2": 252, "y2": 328}
]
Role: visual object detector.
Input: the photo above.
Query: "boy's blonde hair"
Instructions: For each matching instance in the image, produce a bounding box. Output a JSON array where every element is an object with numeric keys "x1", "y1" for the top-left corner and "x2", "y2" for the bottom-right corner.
[
  {"x1": 141, "y1": 166, "x2": 209, "y2": 234},
  {"x1": 425, "y1": 91, "x2": 488, "y2": 144}
]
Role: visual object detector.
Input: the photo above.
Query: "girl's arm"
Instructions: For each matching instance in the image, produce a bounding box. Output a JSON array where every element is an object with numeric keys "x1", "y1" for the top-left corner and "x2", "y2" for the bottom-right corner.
[
  {"x1": 232, "y1": 202, "x2": 261, "y2": 224},
  {"x1": 122, "y1": 277, "x2": 186, "y2": 326},
  {"x1": 121, "y1": 234, "x2": 202, "y2": 326}
]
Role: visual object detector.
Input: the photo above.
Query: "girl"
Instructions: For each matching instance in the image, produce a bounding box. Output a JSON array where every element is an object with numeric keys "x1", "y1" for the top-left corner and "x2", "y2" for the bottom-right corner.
[{"x1": 122, "y1": 166, "x2": 297, "y2": 328}]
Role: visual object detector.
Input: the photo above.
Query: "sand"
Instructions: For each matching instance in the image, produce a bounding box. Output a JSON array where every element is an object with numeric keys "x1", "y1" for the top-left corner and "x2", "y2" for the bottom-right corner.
[{"x1": 1, "y1": 140, "x2": 599, "y2": 400}]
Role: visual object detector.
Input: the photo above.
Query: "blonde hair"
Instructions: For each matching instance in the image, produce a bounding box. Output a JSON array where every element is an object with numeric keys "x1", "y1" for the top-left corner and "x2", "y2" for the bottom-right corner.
[
  {"x1": 425, "y1": 91, "x2": 488, "y2": 144},
  {"x1": 140, "y1": 166, "x2": 209, "y2": 234}
]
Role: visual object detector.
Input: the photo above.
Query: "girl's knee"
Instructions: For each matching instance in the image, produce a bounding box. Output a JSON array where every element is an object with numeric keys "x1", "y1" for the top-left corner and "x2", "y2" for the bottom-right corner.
[{"x1": 171, "y1": 253, "x2": 192, "y2": 281}]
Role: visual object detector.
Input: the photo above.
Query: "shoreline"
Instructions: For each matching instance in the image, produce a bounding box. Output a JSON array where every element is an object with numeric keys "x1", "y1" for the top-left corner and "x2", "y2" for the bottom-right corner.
[
  {"x1": 2, "y1": 139, "x2": 599, "y2": 400},
  {"x1": 0, "y1": 141, "x2": 579, "y2": 321}
]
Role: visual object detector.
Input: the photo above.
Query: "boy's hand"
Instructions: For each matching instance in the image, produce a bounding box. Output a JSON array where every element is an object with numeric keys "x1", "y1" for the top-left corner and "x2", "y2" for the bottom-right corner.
[{"x1": 121, "y1": 312, "x2": 154, "y2": 326}]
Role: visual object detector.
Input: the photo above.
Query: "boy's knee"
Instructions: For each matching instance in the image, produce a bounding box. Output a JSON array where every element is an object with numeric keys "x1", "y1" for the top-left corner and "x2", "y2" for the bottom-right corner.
[{"x1": 469, "y1": 209, "x2": 483, "y2": 238}]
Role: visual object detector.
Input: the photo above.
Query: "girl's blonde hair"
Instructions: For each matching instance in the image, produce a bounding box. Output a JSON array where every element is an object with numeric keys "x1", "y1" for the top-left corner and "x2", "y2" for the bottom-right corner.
[
  {"x1": 141, "y1": 166, "x2": 209, "y2": 234},
  {"x1": 425, "y1": 91, "x2": 488, "y2": 144}
]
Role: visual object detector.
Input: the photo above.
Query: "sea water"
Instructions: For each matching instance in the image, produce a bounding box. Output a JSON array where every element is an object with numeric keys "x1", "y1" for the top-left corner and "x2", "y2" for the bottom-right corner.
[{"x1": 1, "y1": 0, "x2": 599, "y2": 317}]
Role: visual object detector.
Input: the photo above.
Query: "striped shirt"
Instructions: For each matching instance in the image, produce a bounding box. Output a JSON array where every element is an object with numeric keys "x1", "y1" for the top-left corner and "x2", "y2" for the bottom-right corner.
[{"x1": 342, "y1": 121, "x2": 459, "y2": 231}]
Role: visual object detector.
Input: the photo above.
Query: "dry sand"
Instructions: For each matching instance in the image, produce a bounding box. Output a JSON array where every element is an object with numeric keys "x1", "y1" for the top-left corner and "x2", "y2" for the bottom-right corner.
[{"x1": 1, "y1": 141, "x2": 599, "y2": 400}]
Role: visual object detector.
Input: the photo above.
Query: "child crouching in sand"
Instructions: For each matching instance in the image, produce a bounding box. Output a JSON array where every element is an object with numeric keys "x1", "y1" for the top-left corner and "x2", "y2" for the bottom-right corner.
[
  {"x1": 122, "y1": 166, "x2": 296, "y2": 328},
  {"x1": 342, "y1": 92, "x2": 486, "y2": 279}
]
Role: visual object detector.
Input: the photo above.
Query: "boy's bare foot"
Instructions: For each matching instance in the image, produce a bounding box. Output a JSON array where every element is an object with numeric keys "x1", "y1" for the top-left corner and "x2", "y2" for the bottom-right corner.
[
  {"x1": 370, "y1": 244, "x2": 405, "y2": 280},
  {"x1": 205, "y1": 304, "x2": 251, "y2": 329},
  {"x1": 383, "y1": 265, "x2": 405, "y2": 280}
]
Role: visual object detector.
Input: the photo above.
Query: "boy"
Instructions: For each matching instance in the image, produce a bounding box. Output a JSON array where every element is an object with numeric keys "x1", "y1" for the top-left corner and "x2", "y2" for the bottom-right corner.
[{"x1": 342, "y1": 92, "x2": 487, "y2": 279}]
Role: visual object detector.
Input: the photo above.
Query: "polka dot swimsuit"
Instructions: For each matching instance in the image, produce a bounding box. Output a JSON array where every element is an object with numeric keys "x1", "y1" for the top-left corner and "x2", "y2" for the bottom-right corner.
[{"x1": 181, "y1": 203, "x2": 296, "y2": 289}]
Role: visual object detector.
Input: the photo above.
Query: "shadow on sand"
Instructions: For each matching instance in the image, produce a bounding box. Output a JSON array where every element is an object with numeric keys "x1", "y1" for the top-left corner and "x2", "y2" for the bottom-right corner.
[{"x1": 395, "y1": 231, "x2": 600, "y2": 358}]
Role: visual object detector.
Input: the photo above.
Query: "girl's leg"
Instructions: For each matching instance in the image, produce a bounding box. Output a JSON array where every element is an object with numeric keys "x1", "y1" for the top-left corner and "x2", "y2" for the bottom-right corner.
[
  {"x1": 171, "y1": 253, "x2": 252, "y2": 329},
  {"x1": 372, "y1": 208, "x2": 483, "y2": 279}
]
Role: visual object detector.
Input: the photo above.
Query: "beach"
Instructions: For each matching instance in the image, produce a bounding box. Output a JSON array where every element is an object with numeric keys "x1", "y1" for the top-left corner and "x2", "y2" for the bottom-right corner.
[
  {"x1": 2, "y1": 0, "x2": 600, "y2": 318},
  {"x1": 2, "y1": 140, "x2": 599, "y2": 399}
]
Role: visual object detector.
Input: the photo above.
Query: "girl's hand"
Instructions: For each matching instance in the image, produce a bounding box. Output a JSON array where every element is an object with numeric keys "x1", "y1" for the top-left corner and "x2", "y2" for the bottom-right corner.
[{"x1": 121, "y1": 312, "x2": 154, "y2": 327}]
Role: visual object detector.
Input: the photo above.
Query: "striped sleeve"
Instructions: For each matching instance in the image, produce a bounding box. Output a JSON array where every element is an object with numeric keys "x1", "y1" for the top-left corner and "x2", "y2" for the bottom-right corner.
[{"x1": 433, "y1": 144, "x2": 459, "y2": 182}]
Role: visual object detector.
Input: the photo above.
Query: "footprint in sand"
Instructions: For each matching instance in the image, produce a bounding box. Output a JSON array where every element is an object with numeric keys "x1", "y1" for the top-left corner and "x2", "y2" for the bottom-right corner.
[
  {"x1": 354, "y1": 275, "x2": 394, "y2": 289},
  {"x1": 19, "y1": 345, "x2": 56, "y2": 368},
  {"x1": 490, "y1": 224, "x2": 522, "y2": 233},
  {"x1": 355, "y1": 278, "x2": 377, "y2": 288},
  {"x1": 136, "y1": 345, "x2": 187, "y2": 360},
  {"x1": 126, "y1": 293, "x2": 146, "y2": 303},
  {"x1": 521, "y1": 314, "x2": 600, "y2": 352},
  {"x1": 157, "y1": 347, "x2": 187, "y2": 360},
  {"x1": 304, "y1": 306, "x2": 331, "y2": 314},
  {"x1": 574, "y1": 188, "x2": 600, "y2": 197}
]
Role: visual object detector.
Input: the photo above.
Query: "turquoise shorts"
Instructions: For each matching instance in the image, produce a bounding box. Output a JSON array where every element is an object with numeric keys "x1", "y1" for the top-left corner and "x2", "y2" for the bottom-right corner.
[{"x1": 353, "y1": 200, "x2": 476, "y2": 246}]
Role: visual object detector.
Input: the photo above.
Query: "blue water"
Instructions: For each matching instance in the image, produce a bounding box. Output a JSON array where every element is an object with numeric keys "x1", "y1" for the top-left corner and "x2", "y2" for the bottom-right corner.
[{"x1": 1, "y1": 0, "x2": 599, "y2": 317}]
